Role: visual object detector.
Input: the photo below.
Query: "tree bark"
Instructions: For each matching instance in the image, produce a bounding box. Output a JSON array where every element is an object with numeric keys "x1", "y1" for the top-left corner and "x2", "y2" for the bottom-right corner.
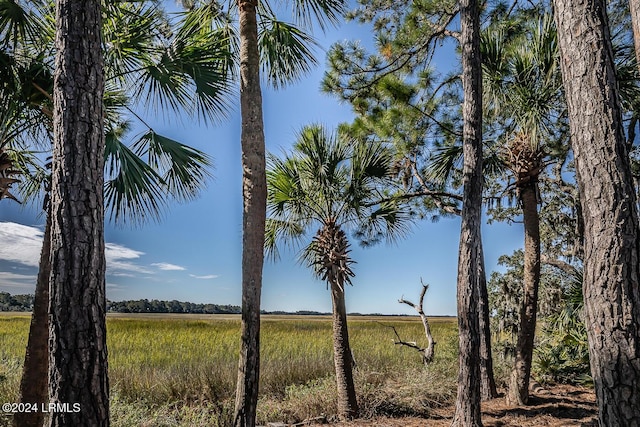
[
  {"x1": 554, "y1": 0, "x2": 640, "y2": 425},
  {"x1": 630, "y1": 0, "x2": 640, "y2": 73},
  {"x1": 48, "y1": 0, "x2": 109, "y2": 425},
  {"x1": 507, "y1": 184, "x2": 540, "y2": 406},
  {"x1": 452, "y1": 0, "x2": 483, "y2": 425},
  {"x1": 477, "y1": 240, "x2": 498, "y2": 401},
  {"x1": 234, "y1": 0, "x2": 266, "y2": 426},
  {"x1": 15, "y1": 211, "x2": 51, "y2": 427},
  {"x1": 330, "y1": 280, "x2": 358, "y2": 420}
]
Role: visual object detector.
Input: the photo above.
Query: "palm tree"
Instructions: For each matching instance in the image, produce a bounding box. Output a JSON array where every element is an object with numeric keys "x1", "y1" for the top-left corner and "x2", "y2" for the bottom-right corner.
[
  {"x1": 265, "y1": 124, "x2": 409, "y2": 420},
  {"x1": 0, "y1": 0, "x2": 51, "y2": 205},
  {"x1": 176, "y1": 3, "x2": 345, "y2": 424},
  {"x1": 235, "y1": 2, "x2": 266, "y2": 423},
  {"x1": 481, "y1": 15, "x2": 563, "y2": 406},
  {"x1": 1, "y1": 3, "x2": 228, "y2": 425},
  {"x1": 14, "y1": 129, "x2": 215, "y2": 427}
]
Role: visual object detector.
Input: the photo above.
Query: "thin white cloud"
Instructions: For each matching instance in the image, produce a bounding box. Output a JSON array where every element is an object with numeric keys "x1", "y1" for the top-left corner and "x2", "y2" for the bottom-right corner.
[
  {"x1": 106, "y1": 283, "x2": 126, "y2": 291},
  {"x1": 152, "y1": 262, "x2": 186, "y2": 271},
  {"x1": 0, "y1": 222, "x2": 152, "y2": 275},
  {"x1": 110, "y1": 272, "x2": 136, "y2": 278},
  {"x1": 105, "y1": 243, "x2": 145, "y2": 261},
  {"x1": 104, "y1": 243, "x2": 153, "y2": 274},
  {"x1": 0, "y1": 222, "x2": 44, "y2": 267},
  {"x1": 189, "y1": 274, "x2": 219, "y2": 280},
  {"x1": 0, "y1": 271, "x2": 37, "y2": 290}
]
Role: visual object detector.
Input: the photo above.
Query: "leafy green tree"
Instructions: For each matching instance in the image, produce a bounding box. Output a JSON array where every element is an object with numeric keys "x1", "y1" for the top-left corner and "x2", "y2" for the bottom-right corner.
[
  {"x1": 176, "y1": 2, "x2": 345, "y2": 424},
  {"x1": 534, "y1": 268, "x2": 590, "y2": 385},
  {"x1": 487, "y1": 251, "x2": 589, "y2": 386},
  {"x1": 265, "y1": 124, "x2": 409, "y2": 420},
  {"x1": 487, "y1": 250, "x2": 565, "y2": 357}
]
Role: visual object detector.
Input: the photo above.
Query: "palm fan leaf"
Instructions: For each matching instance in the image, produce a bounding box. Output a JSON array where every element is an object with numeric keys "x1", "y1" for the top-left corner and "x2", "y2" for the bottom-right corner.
[
  {"x1": 258, "y1": 17, "x2": 318, "y2": 89},
  {"x1": 267, "y1": 124, "x2": 412, "y2": 278},
  {"x1": 286, "y1": 0, "x2": 345, "y2": 32},
  {"x1": 104, "y1": 126, "x2": 167, "y2": 224},
  {"x1": 132, "y1": 130, "x2": 213, "y2": 202}
]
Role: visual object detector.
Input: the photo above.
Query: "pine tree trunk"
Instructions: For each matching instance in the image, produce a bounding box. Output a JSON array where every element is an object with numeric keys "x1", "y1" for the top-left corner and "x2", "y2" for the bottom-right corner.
[
  {"x1": 507, "y1": 184, "x2": 540, "y2": 406},
  {"x1": 630, "y1": 0, "x2": 640, "y2": 73},
  {"x1": 48, "y1": 0, "x2": 109, "y2": 425},
  {"x1": 452, "y1": 0, "x2": 483, "y2": 425},
  {"x1": 234, "y1": 0, "x2": 266, "y2": 426},
  {"x1": 554, "y1": 0, "x2": 640, "y2": 425},
  {"x1": 478, "y1": 240, "x2": 498, "y2": 401},
  {"x1": 15, "y1": 211, "x2": 51, "y2": 427},
  {"x1": 330, "y1": 280, "x2": 358, "y2": 420}
]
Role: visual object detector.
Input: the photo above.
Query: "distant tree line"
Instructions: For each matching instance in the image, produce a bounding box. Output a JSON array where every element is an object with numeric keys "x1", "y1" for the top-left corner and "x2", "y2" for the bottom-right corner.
[
  {"x1": 0, "y1": 293, "x2": 239, "y2": 314},
  {"x1": 107, "y1": 299, "x2": 240, "y2": 314},
  {"x1": 0, "y1": 292, "x2": 407, "y2": 316},
  {"x1": 0, "y1": 292, "x2": 34, "y2": 312}
]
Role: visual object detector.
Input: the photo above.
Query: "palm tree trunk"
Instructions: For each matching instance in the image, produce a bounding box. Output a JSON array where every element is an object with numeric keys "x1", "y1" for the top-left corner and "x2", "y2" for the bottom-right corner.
[
  {"x1": 48, "y1": 0, "x2": 109, "y2": 425},
  {"x1": 554, "y1": 0, "x2": 640, "y2": 424},
  {"x1": 452, "y1": 0, "x2": 483, "y2": 425},
  {"x1": 15, "y1": 210, "x2": 51, "y2": 427},
  {"x1": 478, "y1": 240, "x2": 498, "y2": 401},
  {"x1": 507, "y1": 184, "x2": 540, "y2": 406},
  {"x1": 234, "y1": 1, "x2": 266, "y2": 426},
  {"x1": 330, "y1": 280, "x2": 358, "y2": 420}
]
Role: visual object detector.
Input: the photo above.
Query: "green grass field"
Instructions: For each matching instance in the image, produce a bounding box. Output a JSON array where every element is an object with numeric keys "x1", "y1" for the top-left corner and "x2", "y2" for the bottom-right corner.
[{"x1": 0, "y1": 313, "x2": 460, "y2": 426}]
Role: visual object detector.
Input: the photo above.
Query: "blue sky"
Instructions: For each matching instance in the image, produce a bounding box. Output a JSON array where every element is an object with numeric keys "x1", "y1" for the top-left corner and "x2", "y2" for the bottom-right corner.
[{"x1": 0, "y1": 3, "x2": 524, "y2": 315}]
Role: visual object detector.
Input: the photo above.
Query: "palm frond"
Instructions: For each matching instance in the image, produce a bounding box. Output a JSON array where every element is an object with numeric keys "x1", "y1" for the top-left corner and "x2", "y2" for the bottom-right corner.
[
  {"x1": 1, "y1": 53, "x2": 52, "y2": 151},
  {"x1": 132, "y1": 130, "x2": 213, "y2": 202},
  {"x1": 258, "y1": 18, "x2": 318, "y2": 89},
  {"x1": 267, "y1": 124, "x2": 413, "y2": 281},
  {"x1": 132, "y1": 20, "x2": 235, "y2": 122},
  {"x1": 0, "y1": 0, "x2": 46, "y2": 48},
  {"x1": 354, "y1": 199, "x2": 412, "y2": 247},
  {"x1": 264, "y1": 217, "x2": 306, "y2": 261},
  {"x1": 13, "y1": 150, "x2": 49, "y2": 210},
  {"x1": 175, "y1": 0, "x2": 239, "y2": 70},
  {"x1": 104, "y1": 126, "x2": 167, "y2": 225},
  {"x1": 427, "y1": 143, "x2": 462, "y2": 184},
  {"x1": 285, "y1": 0, "x2": 345, "y2": 32},
  {"x1": 103, "y1": 1, "x2": 165, "y2": 82}
]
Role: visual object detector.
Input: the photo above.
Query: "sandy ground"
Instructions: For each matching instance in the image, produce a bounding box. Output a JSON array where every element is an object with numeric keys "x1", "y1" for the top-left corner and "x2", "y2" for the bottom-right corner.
[{"x1": 312, "y1": 384, "x2": 597, "y2": 427}]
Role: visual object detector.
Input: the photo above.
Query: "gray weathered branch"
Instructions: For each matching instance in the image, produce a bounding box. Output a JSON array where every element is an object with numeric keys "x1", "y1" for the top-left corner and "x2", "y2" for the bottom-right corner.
[{"x1": 395, "y1": 279, "x2": 436, "y2": 364}]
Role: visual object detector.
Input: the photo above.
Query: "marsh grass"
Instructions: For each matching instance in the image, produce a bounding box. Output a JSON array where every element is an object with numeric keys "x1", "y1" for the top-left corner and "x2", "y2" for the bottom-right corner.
[{"x1": 0, "y1": 314, "x2": 460, "y2": 426}]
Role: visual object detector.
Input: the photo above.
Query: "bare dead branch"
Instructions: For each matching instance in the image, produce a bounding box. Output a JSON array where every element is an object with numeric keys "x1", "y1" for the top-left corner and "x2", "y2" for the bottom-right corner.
[{"x1": 393, "y1": 279, "x2": 437, "y2": 364}]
